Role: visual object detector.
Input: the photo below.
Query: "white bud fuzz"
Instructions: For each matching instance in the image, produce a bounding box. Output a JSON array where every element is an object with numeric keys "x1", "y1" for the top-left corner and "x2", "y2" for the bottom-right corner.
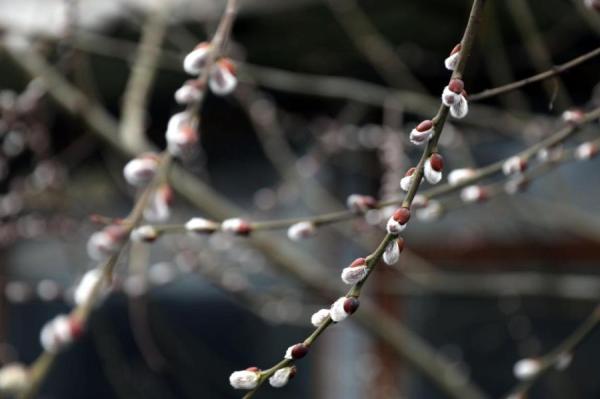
[
  {"x1": 513, "y1": 358, "x2": 541, "y2": 380},
  {"x1": 410, "y1": 120, "x2": 434, "y2": 145},
  {"x1": 185, "y1": 217, "x2": 218, "y2": 234},
  {"x1": 86, "y1": 225, "x2": 127, "y2": 261},
  {"x1": 330, "y1": 296, "x2": 359, "y2": 322},
  {"x1": 165, "y1": 112, "x2": 198, "y2": 159},
  {"x1": 287, "y1": 221, "x2": 317, "y2": 241},
  {"x1": 502, "y1": 156, "x2": 527, "y2": 176},
  {"x1": 209, "y1": 59, "x2": 237, "y2": 95},
  {"x1": 174, "y1": 80, "x2": 203, "y2": 104},
  {"x1": 144, "y1": 185, "x2": 173, "y2": 222},
  {"x1": 382, "y1": 239, "x2": 401, "y2": 265},
  {"x1": 229, "y1": 369, "x2": 260, "y2": 390},
  {"x1": 183, "y1": 43, "x2": 211, "y2": 75},
  {"x1": 346, "y1": 194, "x2": 377, "y2": 213},
  {"x1": 561, "y1": 109, "x2": 585, "y2": 124},
  {"x1": 424, "y1": 154, "x2": 444, "y2": 184},
  {"x1": 444, "y1": 44, "x2": 461, "y2": 71},
  {"x1": 386, "y1": 208, "x2": 410, "y2": 235},
  {"x1": 0, "y1": 363, "x2": 29, "y2": 394},
  {"x1": 123, "y1": 154, "x2": 159, "y2": 187},
  {"x1": 341, "y1": 258, "x2": 368, "y2": 285},
  {"x1": 221, "y1": 218, "x2": 252, "y2": 235},
  {"x1": 460, "y1": 185, "x2": 487, "y2": 203},
  {"x1": 575, "y1": 142, "x2": 599, "y2": 160},
  {"x1": 40, "y1": 314, "x2": 83, "y2": 353},
  {"x1": 74, "y1": 268, "x2": 103, "y2": 306},
  {"x1": 310, "y1": 309, "x2": 330, "y2": 327},
  {"x1": 400, "y1": 168, "x2": 416, "y2": 192},
  {"x1": 449, "y1": 95, "x2": 469, "y2": 119},
  {"x1": 416, "y1": 199, "x2": 443, "y2": 222},
  {"x1": 130, "y1": 225, "x2": 159, "y2": 243},
  {"x1": 448, "y1": 168, "x2": 476, "y2": 186},
  {"x1": 269, "y1": 367, "x2": 295, "y2": 388}
]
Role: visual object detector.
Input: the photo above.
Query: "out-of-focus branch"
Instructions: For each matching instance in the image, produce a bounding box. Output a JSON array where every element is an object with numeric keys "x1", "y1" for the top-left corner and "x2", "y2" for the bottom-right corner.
[
  {"x1": 505, "y1": 0, "x2": 572, "y2": 109},
  {"x1": 3, "y1": 38, "x2": 486, "y2": 399},
  {"x1": 323, "y1": 0, "x2": 427, "y2": 92},
  {"x1": 119, "y1": 2, "x2": 170, "y2": 151}
]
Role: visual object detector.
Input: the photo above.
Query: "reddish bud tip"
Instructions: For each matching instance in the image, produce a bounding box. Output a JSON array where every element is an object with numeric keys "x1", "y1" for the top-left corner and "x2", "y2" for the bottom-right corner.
[
  {"x1": 291, "y1": 343, "x2": 309, "y2": 359},
  {"x1": 218, "y1": 58, "x2": 237, "y2": 75},
  {"x1": 392, "y1": 207, "x2": 411, "y2": 224},
  {"x1": 450, "y1": 43, "x2": 462, "y2": 55},
  {"x1": 343, "y1": 297, "x2": 360, "y2": 314},
  {"x1": 448, "y1": 79, "x2": 464, "y2": 94},
  {"x1": 429, "y1": 153, "x2": 444, "y2": 172},
  {"x1": 405, "y1": 167, "x2": 416, "y2": 177},
  {"x1": 350, "y1": 257, "x2": 367, "y2": 268},
  {"x1": 289, "y1": 366, "x2": 298, "y2": 379},
  {"x1": 416, "y1": 120, "x2": 433, "y2": 132},
  {"x1": 69, "y1": 317, "x2": 85, "y2": 340},
  {"x1": 246, "y1": 366, "x2": 261, "y2": 372}
]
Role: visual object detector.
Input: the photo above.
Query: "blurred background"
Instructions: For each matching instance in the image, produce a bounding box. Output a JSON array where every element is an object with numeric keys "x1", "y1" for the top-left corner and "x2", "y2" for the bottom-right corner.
[{"x1": 0, "y1": 0, "x2": 599, "y2": 398}]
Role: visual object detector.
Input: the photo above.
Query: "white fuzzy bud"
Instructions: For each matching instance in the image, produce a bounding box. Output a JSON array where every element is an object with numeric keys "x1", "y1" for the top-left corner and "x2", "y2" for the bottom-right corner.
[
  {"x1": 86, "y1": 225, "x2": 126, "y2": 261},
  {"x1": 346, "y1": 194, "x2": 376, "y2": 213},
  {"x1": 221, "y1": 218, "x2": 252, "y2": 235},
  {"x1": 144, "y1": 185, "x2": 173, "y2": 223},
  {"x1": 341, "y1": 259, "x2": 368, "y2": 285},
  {"x1": 448, "y1": 168, "x2": 476, "y2": 186},
  {"x1": 444, "y1": 51, "x2": 461, "y2": 71},
  {"x1": 460, "y1": 185, "x2": 487, "y2": 203},
  {"x1": 442, "y1": 86, "x2": 462, "y2": 107},
  {"x1": 449, "y1": 95, "x2": 469, "y2": 119},
  {"x1": 183, "y1": 43, "x2": 211, "y2": 75},
  {"x1": 123, "y1": 155, "x2": 159, "y2": 187},
  {"x1": 382, "y1": 240, "x2": 400, "y2": 265},
  {"x1": 310, "y1": 309, "x2": 330, "y2": 327},
  {"x1": 409, "y1": 120, "x2": 434, "y2": 145},
  {"x1": 424, "y1": 157, "x2": 443, "y2": 185},
  {"x1": 165, "y1": 112, "x2": 198, "y2": 159},
  {"x1": 185, "y1": 217, "x2": 218, "y2": 234},
  {"x1": 513, "y1": 358, "x2": 541, "y2": 380},
  {"x1": 575, "y1": 142, "x2": 599, "y2": 161},
  {"x1": 269, "y1": 367, "x2": 294, "y2": 388},
  {"x1": 40, "y1": 314, "x2": 83, "y2": 353},
  {"x1": 0, "y1": 363, "x2": 29, "y2": 394},
  {"x1": 209, "y1": 59, "x2": 237, "y2": 95},
  {"x1": 400, "y1": 174, "x2": 414, "y2": 192},
  {"x1": 174, "y1": 80, "x2": 203, "y2": 104},
  {"x1": 74, "y1": 268, "x2": 103, "y2": 306},
  {"x1": 502, "y1": 156, "x2": 527, "y2": 176},
  {"x1": 561, "y1": 109, "x2": 585, "y2": 124},
  {"x1": 416, "y1": 199, "x2": 443, "y2": 222},
  {"x1": 330, "y1": 297, "x2": 358, "y2": 322},
  {"x1": 229, "y1": 369, "x2": 260, "y2": 390},
  {"x1": 130, "y1": 225, "x2": 159, "y2": 243},
  {"x1": 287, "y1": 221, "x2": 317, "y2": 241}
]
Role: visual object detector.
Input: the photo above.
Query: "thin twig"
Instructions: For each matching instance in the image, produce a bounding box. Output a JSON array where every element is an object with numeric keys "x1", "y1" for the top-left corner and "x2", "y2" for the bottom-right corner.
[{"x1": 469, "y1": 46, "x2": 600, "y2": 101}]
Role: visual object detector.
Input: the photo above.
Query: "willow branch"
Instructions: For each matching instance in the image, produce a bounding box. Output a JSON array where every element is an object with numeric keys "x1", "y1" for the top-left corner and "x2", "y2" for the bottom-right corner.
[
  {"x1": 2, "y1": 32, "x2": 489, "y2": 399},
  {"x1": 119, "y1": 2, "x2": 170, "y2": 151},
  {"x1": 242, "y1": 1, "x2": 488, "y2": 398},
  {"x1": 323, "y1": 0, "x2": 427, "y2": 92},
  {"x1": 469, "y1": 46, "x2": 600, "y2": 101}
]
